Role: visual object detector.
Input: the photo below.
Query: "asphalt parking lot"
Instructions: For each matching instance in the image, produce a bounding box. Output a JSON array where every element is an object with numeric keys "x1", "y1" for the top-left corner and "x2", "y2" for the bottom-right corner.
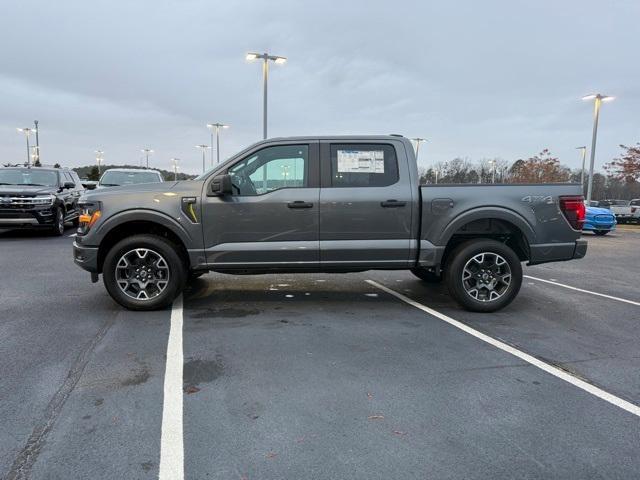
[{"x1": 1, "y1": 227, "x2": 639, "y2": 479}]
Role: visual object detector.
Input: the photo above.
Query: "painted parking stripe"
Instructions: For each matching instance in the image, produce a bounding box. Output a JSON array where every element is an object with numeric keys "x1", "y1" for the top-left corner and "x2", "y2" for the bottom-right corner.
[
  {"x1": 159, "y1": 295, "x2": 184, "y2": 480},
  {"x1": 524, "y1": 275, "x2": 640, "y2": 307},
  {"x1": 366, "y1": 279, "x2": 640, "y2": 418},
  {"x1": 68, "y1": 233, "x2": 77, "y2": 237}
]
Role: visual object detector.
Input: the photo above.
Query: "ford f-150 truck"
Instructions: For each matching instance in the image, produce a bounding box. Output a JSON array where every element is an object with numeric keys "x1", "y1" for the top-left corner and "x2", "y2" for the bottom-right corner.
[{"x1": 73, "y1": 135, "x2": 587, "y2": 312}]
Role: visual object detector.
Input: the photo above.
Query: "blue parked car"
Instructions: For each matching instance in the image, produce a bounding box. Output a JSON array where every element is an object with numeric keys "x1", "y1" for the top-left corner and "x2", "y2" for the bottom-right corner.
[{"x1": 583, "y1": 205, "x2": 616, "y2": 235}]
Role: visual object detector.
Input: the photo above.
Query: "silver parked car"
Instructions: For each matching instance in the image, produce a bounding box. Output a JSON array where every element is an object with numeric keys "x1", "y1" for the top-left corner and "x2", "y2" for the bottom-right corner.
[{"x1": 98, "y1": 168, "x2": 164, "y2": 188}]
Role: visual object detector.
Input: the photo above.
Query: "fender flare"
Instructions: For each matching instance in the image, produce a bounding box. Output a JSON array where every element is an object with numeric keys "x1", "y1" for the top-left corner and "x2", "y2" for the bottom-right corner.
[
  {"x1": 436, "y1": 206, "x2": 537, "y2": 246},
  {"x1": 94, "y1": 208, "x2": 193, "y2": 246}
]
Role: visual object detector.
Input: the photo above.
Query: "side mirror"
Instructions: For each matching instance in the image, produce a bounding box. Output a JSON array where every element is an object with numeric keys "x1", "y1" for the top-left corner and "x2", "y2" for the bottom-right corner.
[
  {"x1": 209, "y1": 174, "x2": 233, "y2": 196},
  {"x1": 63, "y1": 181, "x2": 76, "y2": 189}
]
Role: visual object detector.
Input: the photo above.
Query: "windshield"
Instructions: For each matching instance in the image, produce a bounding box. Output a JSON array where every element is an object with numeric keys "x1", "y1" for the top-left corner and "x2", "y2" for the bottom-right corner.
[
  {"x1": 99, "y1": 170, "x2": 162, "y2": 186},
  {"x1": 0, "y1": 168, "x2": 59, "y2": 187}
]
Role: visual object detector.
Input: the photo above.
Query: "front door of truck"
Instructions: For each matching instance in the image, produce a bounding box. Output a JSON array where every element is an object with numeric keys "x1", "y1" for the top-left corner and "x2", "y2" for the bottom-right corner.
[
  {"x1": 319, "y1": 141, "x2": 414, "y2": 267},
  {"x1": 201, "y1": 142, "x2": 320, "y2": 268}
]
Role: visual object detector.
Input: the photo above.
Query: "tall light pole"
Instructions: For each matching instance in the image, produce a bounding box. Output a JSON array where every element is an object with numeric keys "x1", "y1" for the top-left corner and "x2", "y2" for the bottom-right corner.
[
  {"x1": 206, "y1": 123, "x2": 229, "y2": 165},
  {"x1": 489, "y1": 159, "x2": 496, "y2": 184},
  {"x1": 95, "y1": 150, "x2": 104, "y2": 175},
  {"x1": 34, "y1": 120, "x2": 40, "y2": 164},
  {"x1": 582, "y1": 93, "x2": 614, "y2": 204},
  {"x1": 575, "y1": 146, "x2": 587, "y2": 191},
  {"x1": 195, "y1": 144, "x2": 209, "y2": 173},
  {"x1": 141, "y1": 148, "x2": 153, "y2": 169},
  {"x1": 411, "y1": 138, "x2": 427, "y2": 163},
  {"x1": 171, "y1": 158, "x2": 180, "y2": 181},
  {"x1": 17, "y1": 128, "x2": 34, "y2": 166},
  {"x1": 246, "y1": 52, "x2": 287, "y2": 139}
]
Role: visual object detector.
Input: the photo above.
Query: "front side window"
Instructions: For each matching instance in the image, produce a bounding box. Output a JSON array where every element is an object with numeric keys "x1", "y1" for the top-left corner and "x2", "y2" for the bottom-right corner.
[
  {"x1": 329, "y1": 144, "x2": 398, "y2": 187},
  {"x1": 228, "y1": 145, "x2": 308, "y2": 196}
]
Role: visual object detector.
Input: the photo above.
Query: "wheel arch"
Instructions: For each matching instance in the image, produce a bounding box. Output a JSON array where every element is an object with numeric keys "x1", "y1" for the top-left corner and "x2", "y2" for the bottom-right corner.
[
  {"x1": 95, "y1": 211, "x2": 191, "y2": 273},
  {"x1": 439, "y1": 208, "x2": 535, "y2": 269}
]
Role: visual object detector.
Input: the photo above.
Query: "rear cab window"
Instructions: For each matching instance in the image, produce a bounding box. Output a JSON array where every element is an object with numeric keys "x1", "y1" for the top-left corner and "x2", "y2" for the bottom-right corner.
[{"x1": 328, "y1": 144, "x2": 398, "y2": 187}]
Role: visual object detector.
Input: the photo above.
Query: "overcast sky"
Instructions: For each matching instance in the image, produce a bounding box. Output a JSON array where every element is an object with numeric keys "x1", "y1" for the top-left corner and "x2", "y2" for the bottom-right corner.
[{"x1": 1, "y1": 0, "x2": 638, "y2": 174}]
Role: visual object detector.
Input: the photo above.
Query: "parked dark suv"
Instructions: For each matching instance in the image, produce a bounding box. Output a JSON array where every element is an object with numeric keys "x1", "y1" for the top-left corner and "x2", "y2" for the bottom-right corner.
[{"x1": 0, "y1": 166, "x2": 85, "y2": 235}]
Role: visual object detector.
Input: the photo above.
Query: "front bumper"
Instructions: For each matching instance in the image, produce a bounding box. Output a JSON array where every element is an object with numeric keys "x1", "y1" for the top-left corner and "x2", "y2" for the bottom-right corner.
[
  {"x1": 73, "y1": 241, "x2": 99, "y2": 273},
  {"x1": 0, "y1": 206, "x2": 57, "y2": 228}
]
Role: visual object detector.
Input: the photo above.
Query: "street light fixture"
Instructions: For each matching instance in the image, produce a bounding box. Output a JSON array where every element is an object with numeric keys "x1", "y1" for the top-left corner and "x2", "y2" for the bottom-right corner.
[
  {"x1": 575, "y1": 146, "x2": 587, "y2": 191},
  {"x1": 195, "y1": 144, "x2": 209, "y2": 173},
  {"x1": 17, "y1": 127, "x2": 34, "y2": 166},
  {"x1": 582, "y1": 93, "x2": 614, "y2": 204},
  {"x1": 411, "y1": 138, "x2": 427, "y2": 163},
  {"x1": 206, "y1": 123, "x2": 230, "y2": 165},
  {"x1": 171, "y1": 158, "x2": 180, "y2": 181},
  {"x1": 95, "y1": 150, "x2": 104, "y2": 175},
  {"x1": 141, "y1": 148, "x2": 153, "y2": 169},
  {"x1": 246, "y1": 51, "x2": 287, "y2": 139}
]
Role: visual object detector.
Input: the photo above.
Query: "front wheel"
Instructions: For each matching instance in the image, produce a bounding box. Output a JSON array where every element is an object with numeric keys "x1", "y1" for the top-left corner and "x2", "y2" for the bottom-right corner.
[
  {"x1": 594, "y1": 230, "x2": 608, "y2": 236},
  {"x1": 50, "y1": 207, "x2": 65, "y2": 236},
  {"x1": 445, "y1": 239, "x2": 522, "y2": 313},
  {"x1": 103, "y1": 234, "x2": 187, "y2": 310}
]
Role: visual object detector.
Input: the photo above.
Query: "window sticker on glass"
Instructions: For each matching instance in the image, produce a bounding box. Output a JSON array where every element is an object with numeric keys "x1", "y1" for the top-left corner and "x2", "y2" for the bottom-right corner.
[{"x1": 337, "y1": 150, "x2": 385, "y2": 173}]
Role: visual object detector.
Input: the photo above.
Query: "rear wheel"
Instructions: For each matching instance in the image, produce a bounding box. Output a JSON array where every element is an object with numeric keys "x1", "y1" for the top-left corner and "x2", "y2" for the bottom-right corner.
[
  {"x1": 445, "y1": 239, "x2": 522, "y2": 313},
  {"x1": 410, "y1": 267, "x2": 442, "y2": 283},
  {"x1": 103, "y1": 234, "x2": 186, "y2": 310}
]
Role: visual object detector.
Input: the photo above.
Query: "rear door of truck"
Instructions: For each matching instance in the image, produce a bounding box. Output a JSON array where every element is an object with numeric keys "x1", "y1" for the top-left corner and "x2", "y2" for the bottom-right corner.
[{"x1": 318, "y1": 139, "x2": 415, "y2": 267}]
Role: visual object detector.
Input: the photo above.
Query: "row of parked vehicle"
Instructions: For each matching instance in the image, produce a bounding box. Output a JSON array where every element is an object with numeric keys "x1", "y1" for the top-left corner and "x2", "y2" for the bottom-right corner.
[
  {"x1": 581, "y1": 198, "x2": 639, "y2": 237},
  {"x1": 0, "y1": 166, "x2": 164, "y2": 235}
]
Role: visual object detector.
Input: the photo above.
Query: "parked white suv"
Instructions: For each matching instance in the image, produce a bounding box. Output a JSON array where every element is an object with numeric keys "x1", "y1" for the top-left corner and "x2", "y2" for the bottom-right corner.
[{"x1": 98, "y1": 168, "x2": 164, "y2": 188}]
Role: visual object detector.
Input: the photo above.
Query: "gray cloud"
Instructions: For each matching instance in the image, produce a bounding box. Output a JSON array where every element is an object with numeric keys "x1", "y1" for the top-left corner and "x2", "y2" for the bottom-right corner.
[{"x1": 1, "y1": 0, "x2": 638, "y2": 174}]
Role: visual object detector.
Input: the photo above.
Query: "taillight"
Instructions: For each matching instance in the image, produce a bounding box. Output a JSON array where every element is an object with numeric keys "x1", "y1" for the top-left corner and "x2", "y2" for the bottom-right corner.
[{"x1": 559, "y1": 195, "x2": 586, "y2": 230}]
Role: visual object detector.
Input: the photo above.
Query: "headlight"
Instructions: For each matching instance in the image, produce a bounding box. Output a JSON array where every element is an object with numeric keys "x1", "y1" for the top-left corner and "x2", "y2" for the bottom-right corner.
[
  {"x1": 30, "y1": 194, "x2": 55, "y2": 205},
  {"x1": 77, "y1": 200, "x2": 102, "y2": 234}
]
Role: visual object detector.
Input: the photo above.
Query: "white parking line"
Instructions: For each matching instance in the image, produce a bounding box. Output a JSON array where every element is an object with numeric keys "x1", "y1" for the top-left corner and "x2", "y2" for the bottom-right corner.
[
  {"x1": 68, "y1": 233, "x2": 77, "y2": 237},
  {"x1": 366, "y1": 279, "x2": 640, "y2": 418},
  {"x1": 159, "y1": 295, "x2": 184, "y2": 480},
  {"x1": 524, "y1": 275, "x2": 640, "y2": 307}
]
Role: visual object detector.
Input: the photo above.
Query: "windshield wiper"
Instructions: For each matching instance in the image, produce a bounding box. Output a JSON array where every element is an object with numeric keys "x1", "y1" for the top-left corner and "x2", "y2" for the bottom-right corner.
[
  {"x1": 100, "y1": 183, "x2": 120, "y2": 186},
  {"x1": 0, "y1": 182, "x2": 17, "y2": 185},
  {"x1": 21, "y1": 183, "x2": 47, "y2": 186}
]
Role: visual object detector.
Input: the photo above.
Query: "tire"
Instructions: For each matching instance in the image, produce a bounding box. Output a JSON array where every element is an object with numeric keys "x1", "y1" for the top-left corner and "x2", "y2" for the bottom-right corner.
[
  {"x1": 594, "y1": 230, "x2": 608, "y2": 236},
  {"x1": 445, "y1": 239, "x2": 522, "y2": 313},
  {"x1": 50, "y1": 207, "x2": 65, "y2": 236},
  {"x1": 103, "y1": 234, "x2": 187, "y2": 311},
  {"x1": 410, "y1": 267, "x2": 442, "y2": 283}
]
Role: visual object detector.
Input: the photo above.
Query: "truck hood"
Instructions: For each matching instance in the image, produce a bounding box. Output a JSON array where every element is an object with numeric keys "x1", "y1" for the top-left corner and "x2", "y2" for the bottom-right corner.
[{"x1": 0, "y1": 185, "x2": 57, "y2": 196}]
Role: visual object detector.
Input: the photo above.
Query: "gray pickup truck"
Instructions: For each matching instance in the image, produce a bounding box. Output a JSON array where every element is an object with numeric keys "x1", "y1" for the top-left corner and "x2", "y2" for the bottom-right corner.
[{"x1": 73, "y1": 135, "x2": 587, "y2": 312}]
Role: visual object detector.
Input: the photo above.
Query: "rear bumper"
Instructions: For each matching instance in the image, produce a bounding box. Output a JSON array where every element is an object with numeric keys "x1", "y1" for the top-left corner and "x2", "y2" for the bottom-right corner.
[
  {"x1": 528, "y1": 239, "x2": 587, "y2": 265},
  {"x1": 73, "y1": 241, "x2": 99, "y2": 273}
]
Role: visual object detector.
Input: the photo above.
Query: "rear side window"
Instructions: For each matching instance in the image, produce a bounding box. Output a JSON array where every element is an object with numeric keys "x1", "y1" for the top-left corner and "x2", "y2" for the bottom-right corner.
[{"x1": 329, "y1": 144, "x2": 398, "y2": 187}]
